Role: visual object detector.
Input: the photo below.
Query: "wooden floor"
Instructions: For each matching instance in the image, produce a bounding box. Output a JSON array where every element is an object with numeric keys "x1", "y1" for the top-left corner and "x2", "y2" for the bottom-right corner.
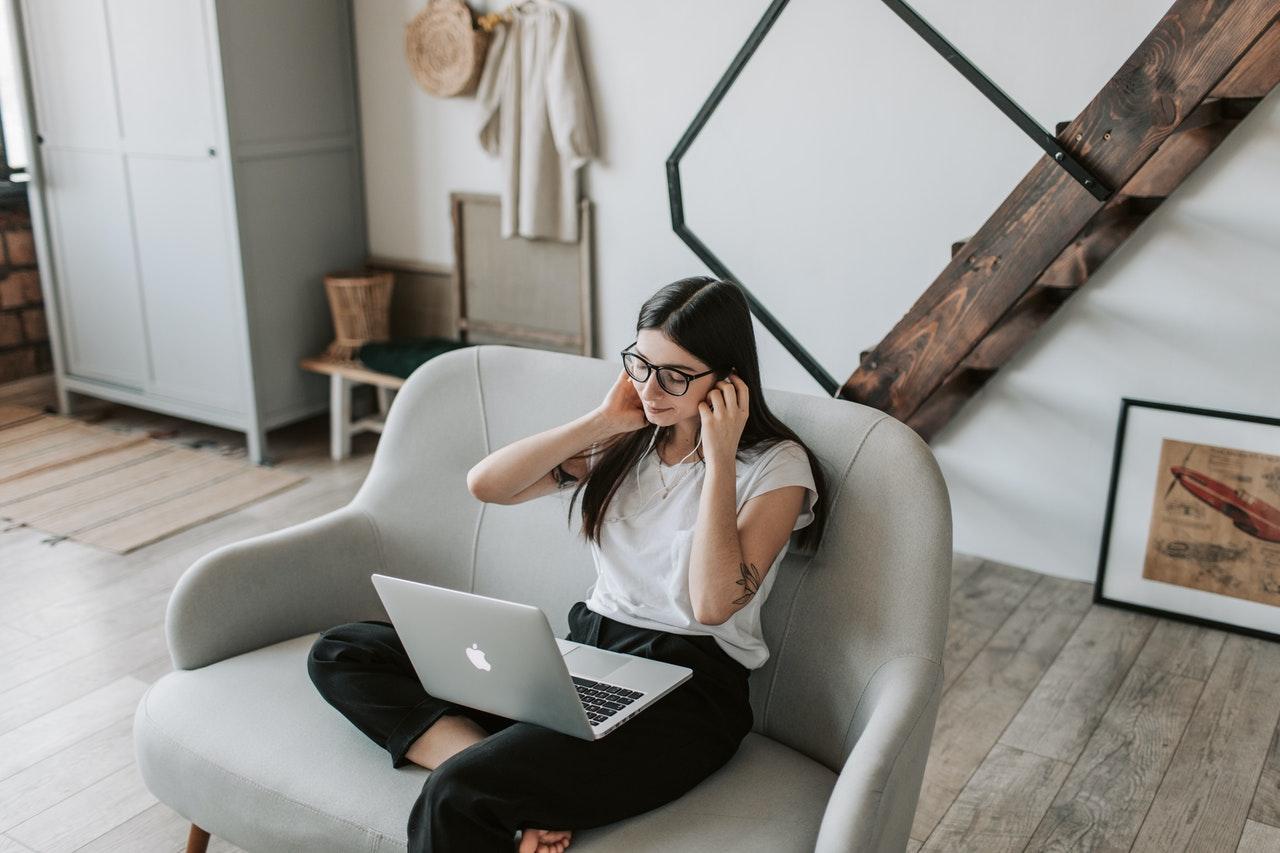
[
  {"x1": 911, "y1": 556, "x2": 1280, "y2": 852},
  {"x1": 2, "y1": 373, "x2": 1278, "y2": 852}
]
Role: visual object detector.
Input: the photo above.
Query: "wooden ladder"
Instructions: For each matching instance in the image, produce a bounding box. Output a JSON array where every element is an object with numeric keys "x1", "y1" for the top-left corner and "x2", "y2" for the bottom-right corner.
[{"x1": 843, "y1": 0, "x2": 1280, "y2": 442}]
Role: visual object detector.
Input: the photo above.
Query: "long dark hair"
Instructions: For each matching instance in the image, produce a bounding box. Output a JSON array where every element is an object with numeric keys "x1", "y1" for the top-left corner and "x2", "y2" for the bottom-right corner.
[{"x1": 561, "y1": 275, "x2": 828, "y2": 554}]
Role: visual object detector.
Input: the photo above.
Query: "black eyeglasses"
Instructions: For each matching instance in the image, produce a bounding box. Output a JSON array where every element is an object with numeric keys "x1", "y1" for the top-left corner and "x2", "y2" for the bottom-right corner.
[{"x1": 620, "y1": 341, "x2": 719, "y2": 396}]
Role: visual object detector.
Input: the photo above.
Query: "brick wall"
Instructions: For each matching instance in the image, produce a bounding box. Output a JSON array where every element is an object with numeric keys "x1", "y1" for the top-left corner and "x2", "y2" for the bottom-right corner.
[{"x1": 0, "y1": 199, "x2": 51, "y2": 383}]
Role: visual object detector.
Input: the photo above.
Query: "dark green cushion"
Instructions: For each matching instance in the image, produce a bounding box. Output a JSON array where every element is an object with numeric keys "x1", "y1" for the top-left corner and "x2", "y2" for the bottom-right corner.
[{"x1": 357, "y1": 337, "x2": 472, "y2": 379}]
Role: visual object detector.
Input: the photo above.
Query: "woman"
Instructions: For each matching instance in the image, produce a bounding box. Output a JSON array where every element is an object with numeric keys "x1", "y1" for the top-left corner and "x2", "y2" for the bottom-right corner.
[{"x1": 308, "y1": 276, "x2": 827, "y2": 852}]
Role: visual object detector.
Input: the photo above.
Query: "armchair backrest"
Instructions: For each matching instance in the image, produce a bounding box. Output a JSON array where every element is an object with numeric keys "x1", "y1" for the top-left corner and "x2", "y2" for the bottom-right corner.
[{"x1": 350, "y1": 345, "x2": 951, "y2": 772}]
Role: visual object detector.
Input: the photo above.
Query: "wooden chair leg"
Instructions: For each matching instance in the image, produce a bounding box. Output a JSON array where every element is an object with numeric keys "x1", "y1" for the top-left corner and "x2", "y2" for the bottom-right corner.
[{"x1": 186, "y1": 823, "x2": 211, "y2": 853}]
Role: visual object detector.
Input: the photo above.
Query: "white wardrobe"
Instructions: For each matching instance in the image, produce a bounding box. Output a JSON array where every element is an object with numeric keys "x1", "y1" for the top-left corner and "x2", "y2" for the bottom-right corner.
[{"x1": 17, "y1": 0, "x2": 366, "y2": 463}]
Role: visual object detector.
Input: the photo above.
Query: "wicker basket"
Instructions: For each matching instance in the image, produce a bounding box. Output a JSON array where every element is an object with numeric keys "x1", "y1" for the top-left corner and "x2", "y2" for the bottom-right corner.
[
  {"x1": 405, "y1": 0, "x2": 490, "y2": 98},
  {"x1": 323, "y1": 270, "x2": 395, "y2": 362}
]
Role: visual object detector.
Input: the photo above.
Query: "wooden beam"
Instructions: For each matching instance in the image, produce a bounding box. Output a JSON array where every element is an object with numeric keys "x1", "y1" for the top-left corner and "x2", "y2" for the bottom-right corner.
[
  {"x1": 1211, "y1": 19, "x2": 1280, "y2": 95},
  {"x1": 1123, "y1": 119, "x2": 1238, "y2": 197},
  {"x1": 1032, "y1": 195, "x2": 1164, "y2": 290},
  {"x1": 843, "y1": 0, "x2": 1280, "y2": 422}
]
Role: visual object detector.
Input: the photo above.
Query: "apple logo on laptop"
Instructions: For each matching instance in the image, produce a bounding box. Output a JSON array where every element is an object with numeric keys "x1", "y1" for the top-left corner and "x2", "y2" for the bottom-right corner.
[{"x1": 466, "y1": 643, "x2": 491, "y2": 671}]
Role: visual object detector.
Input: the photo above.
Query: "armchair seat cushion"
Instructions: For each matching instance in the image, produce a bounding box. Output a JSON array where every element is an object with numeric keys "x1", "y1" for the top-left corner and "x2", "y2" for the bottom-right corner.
[{"x1": 135, "y1": 633, "x2": 838, "y2": 852}]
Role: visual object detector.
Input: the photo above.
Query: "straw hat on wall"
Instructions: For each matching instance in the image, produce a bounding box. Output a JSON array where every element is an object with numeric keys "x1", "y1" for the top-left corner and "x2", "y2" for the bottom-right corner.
[{"x1": 404, "y1": 0, "x2": 490, "y2": 97}]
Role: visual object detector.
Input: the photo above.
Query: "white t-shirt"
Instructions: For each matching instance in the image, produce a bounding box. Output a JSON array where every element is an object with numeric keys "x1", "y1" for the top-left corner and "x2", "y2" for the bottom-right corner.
[{"x1": 559, "y1": 436, "x2": 818, "y2": 670}]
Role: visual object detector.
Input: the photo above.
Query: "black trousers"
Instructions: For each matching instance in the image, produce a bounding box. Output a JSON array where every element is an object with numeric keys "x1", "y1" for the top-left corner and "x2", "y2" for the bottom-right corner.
[{"x1": 307, "y1": 600, "x2": 754, "y2": 852}]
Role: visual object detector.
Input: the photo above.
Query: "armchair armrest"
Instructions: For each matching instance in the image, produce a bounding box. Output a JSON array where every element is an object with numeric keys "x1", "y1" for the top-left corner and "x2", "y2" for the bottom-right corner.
[
  {"x1": 166, "y1": 507, "x2": 388, "y2": 670},
  {"x1": 815, "y1": 654, "x2": 944, "y2": 853}
]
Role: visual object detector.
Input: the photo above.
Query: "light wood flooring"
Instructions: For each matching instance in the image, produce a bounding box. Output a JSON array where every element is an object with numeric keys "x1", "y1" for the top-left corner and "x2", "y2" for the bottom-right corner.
[{"x1": 2, "y1": 373, "x2": 1279, "y2": 852}]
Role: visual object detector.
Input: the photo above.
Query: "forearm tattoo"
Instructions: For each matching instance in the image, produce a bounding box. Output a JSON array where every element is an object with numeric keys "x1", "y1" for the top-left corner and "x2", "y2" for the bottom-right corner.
[{"x1": 732, "y1": 561, "x2": 763, "y2": 605}]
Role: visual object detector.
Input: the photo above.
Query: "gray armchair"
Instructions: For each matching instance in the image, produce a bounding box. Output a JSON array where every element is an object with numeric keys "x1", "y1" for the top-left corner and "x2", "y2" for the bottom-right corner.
[{"x1": 135, "y1": 344, "x2": 952, "y2": 852}]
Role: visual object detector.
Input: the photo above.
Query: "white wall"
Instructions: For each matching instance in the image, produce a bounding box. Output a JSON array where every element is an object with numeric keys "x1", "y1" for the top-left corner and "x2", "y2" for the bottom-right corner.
[{"x1": 352, "y1": 0, "x2": 1280, "y2": 583}]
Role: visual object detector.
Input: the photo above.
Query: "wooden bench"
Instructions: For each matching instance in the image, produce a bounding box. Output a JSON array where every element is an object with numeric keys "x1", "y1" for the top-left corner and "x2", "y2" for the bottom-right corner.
[{"x1": 299, "y1": 357, "x2": 404, "y2": 461}]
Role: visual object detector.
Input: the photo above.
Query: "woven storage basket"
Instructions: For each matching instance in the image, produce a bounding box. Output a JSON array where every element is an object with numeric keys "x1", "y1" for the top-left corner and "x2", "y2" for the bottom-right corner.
[
  {"x1": 323, "y1": 270, "x2": 395, "y2": 362},
  {"x1": 405, "y1": 0, "x2": 490, "y2": 98}
]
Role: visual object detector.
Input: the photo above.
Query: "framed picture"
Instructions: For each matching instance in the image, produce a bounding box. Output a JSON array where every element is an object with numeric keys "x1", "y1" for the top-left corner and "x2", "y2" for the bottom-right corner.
[
  {"x1": 449, "y1": 192, "x2": 596, "y2": 357},
  {"x1": 1095, "y1": 398, "x2": 1280, "y2": 642}
]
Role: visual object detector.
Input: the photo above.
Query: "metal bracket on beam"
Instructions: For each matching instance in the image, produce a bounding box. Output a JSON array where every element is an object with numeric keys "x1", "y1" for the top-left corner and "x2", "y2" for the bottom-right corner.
[{"x1": 882, "y1": 0, "x2": 1114, "y2": 202}]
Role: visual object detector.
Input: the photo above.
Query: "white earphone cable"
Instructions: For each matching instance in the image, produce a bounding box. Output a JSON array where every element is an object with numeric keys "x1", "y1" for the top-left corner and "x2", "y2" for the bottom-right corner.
[{"x1": 601, "y1": 424, "x2": 703, "y2": 523}]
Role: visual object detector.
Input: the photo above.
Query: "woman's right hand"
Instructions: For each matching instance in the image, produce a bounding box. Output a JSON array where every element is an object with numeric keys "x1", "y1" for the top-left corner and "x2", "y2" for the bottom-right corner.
[{"x1": 593, "y1": 368, "x2": 648, "y2": 435}]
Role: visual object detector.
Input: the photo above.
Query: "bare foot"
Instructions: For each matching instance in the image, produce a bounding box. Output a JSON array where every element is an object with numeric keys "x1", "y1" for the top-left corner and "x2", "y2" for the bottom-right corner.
[{"x1": 517, "y1": 827, "x2": 573, "y2": 853}]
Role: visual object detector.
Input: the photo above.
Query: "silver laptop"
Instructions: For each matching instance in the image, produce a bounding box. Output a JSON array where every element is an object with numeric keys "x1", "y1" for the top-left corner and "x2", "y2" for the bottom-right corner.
[{"x1": 370, "y1": 574, "x2": 693, "y2": 741}]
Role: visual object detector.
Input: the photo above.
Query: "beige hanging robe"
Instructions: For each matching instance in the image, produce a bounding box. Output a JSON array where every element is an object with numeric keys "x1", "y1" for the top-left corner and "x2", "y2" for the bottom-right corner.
[{"x1": 476, "y1": 0, "x2": 598, "y2": 242}]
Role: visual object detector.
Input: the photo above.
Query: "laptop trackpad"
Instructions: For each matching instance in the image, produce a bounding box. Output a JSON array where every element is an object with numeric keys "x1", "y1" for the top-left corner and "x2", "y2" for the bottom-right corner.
[{"x1": 564, "y1": 646, "x2": 628, "y2": 681}]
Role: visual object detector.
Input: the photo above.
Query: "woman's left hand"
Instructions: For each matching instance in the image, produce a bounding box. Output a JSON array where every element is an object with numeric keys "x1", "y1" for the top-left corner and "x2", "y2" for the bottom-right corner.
[{"x1": 698, "y1": 372, "x2": 749, "y2": 466}]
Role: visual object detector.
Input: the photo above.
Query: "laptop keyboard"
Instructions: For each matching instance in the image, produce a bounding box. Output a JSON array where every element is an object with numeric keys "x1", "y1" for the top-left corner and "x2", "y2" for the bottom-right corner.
[{"x1": 572, "y1": 676, "x2": 643, "y2": 726}]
